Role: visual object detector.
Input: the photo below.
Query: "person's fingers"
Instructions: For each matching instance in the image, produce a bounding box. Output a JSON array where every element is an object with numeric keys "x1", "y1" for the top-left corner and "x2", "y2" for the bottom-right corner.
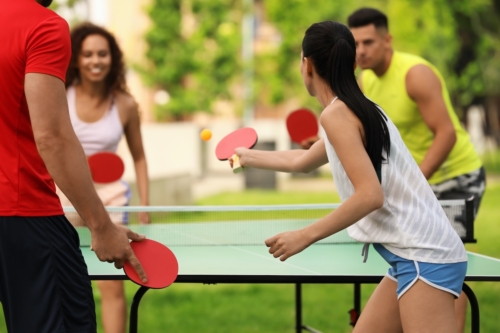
[
  {"x1": 126, "y1": 228, "x2": 146, "y2": 242},
  {"x1": 95, "y1": 251, "x2": 113, "y2": 263},
  {"x1": 265, "y1": 235, "x2": 277, "y2": 247},
  {"x1": 127, "y1": 252, "x2": 147, "y2": 283},
  {"x1": 114, "y1": 259, "x2": 125, "y2": 269},
  {"x1": 268, "y1": 241, "x2": 281, "y2": 255},
  {"x1": 234, "y1": 147, "x2": 243, "y2": 156},
  {"x1": 272, "y1": 247, "x2": 286, "y2": 259},
  {"x1": 279, "y1": 253, "x2": 290, "y2": 262}
]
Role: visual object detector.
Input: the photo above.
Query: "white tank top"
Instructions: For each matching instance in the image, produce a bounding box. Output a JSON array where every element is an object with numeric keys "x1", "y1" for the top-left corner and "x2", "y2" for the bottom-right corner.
[
  {"x1": 67, "y1": 86, "x2": 123, "y2": 156},
  {"x1": 323, "y1": 101, "x2": 467, "y2": 264}
]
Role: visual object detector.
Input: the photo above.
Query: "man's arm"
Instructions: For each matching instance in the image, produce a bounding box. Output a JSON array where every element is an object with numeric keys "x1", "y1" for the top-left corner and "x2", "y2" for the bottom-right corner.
[
  {"x1": 406, "y1": 64, "x2": 457, "y2": 179},
  {"x1": 24, "y1": 73, "x2": 146, "y2": 281}
]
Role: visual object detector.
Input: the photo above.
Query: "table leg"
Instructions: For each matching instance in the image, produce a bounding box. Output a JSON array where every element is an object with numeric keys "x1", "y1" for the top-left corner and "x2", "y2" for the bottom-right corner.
[
  {"x1": 295, "y1": 283, "x2": 302, "y2": 333},
  {"x1": 295, "y1": 283, "x2": 323, "y2": 333},
  {"x1": 462, "y1": 283, "x2": 480, "y2": 333},
  {"x1": 349, "y1": 283, "x2": 361, "y2": 327},
  {"x1": 129, "y1": 286, "x2": 149, "y2": 333}
]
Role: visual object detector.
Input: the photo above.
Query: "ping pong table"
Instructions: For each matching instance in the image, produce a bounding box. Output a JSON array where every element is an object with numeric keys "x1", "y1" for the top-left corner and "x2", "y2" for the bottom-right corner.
[{"x1": 69, "y1": 201, "x2": 500, "y2": 333}]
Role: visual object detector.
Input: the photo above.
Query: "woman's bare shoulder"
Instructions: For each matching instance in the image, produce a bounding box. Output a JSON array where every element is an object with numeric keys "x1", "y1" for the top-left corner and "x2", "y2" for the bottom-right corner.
[
  {"x1": 320, "y1": 99, "x2": 361, "y2": 129},
  {"x1": 115, "y1": 92, "x2": 141, "y2": 122},
  {"x1": 115, "y1": 92, "x2": 138, "y2": 111}
]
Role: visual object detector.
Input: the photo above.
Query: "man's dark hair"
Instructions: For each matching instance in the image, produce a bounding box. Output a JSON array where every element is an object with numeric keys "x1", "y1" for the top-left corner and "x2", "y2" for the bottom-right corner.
[{"x1": 347, "y1": 8, "x2": 388, "y2": 30}]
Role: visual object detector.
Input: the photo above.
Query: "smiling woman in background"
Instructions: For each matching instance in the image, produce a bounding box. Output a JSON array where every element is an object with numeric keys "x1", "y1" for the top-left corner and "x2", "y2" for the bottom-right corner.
[{"x1": 58, "y1": 22, "x2": 150, "y2": 333}]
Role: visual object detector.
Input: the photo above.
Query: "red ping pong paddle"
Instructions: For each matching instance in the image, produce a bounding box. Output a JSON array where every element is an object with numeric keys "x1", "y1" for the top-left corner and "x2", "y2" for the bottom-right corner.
[
  {"x1": 123, "y1": 239, "x2": 179, "y2": 289},
  {"x1": 88, "y1": 152, "x2": 125, "y2": 183},
  {"x1": 215, "y1": 127, "x2": 258, "y2": 174},
  {"x1": 286, "y1": 109, "x2": 318, "y2": 145}
]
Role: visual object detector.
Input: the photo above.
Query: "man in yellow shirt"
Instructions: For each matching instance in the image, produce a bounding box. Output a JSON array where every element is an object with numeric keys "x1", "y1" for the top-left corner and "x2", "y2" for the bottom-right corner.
[{"x1": 347, "y1": 7, "x2": 485, "y2": 332}]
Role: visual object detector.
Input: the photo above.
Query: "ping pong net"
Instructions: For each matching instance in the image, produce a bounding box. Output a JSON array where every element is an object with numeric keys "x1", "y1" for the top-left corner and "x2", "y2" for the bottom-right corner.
[{"x1": 65, "y1": 198, "x2": 475, "y2": 248}]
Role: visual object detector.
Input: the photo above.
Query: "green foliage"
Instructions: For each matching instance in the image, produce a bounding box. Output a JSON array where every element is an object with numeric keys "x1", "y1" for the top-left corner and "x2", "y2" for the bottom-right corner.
[
  {"x1": 260, "y1": 0, "x2": 493, "y2": 114},
  {"x1": 255, "y1": 1, "x2": 361, "y2": 110},
  {"x1": 143, "y1": 0, "x2": 243, "y2": 120},
  {"x1": 481, "y1": 150, "x2": 500, "y2": 174},
  {"x1": 142, "y1": 0, "x2": 500, "y2": 120},
  {"x1": 439, "y1": 0, "x2": 500, "y2": 111}
]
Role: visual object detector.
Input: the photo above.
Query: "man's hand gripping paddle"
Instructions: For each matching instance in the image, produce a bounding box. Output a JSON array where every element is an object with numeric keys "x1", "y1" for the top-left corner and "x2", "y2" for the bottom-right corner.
[
  {"x1": 123, "y1": 239, "x2": 179, "y2": 289},
  {"x1": 215, "y1": 127, "x2": 258, "y2": 174}
]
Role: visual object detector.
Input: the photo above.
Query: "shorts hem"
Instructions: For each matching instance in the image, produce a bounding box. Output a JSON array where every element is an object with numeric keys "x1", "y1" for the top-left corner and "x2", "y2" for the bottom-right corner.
[
  {"x1": 419, "y1": 276, "x2": 460, "y2": 298},
  {"x1": 385, "y1": 273, "x2": 397, "y2": 282},
  {"x1": 396, "y1": 261, "x2": 420, "y2": 300},
  {"x1": 396, "y1": 261, "x2": 462, "y2": 299}
]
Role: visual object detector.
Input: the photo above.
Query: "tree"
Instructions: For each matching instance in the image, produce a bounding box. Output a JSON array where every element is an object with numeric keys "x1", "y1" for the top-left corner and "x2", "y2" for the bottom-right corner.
[
  {"x1": 141, "y1": 0, "x2": 500, "y2": 144},
  {"x1": 261, "y1": 0, "x2": 500, "y2": 139},
  {"x1": 258, "y1": 0, "x2": 360, "y2": 111},
  {"x1": 142, "y1": 0, "x2": 243, "y2": 120}
]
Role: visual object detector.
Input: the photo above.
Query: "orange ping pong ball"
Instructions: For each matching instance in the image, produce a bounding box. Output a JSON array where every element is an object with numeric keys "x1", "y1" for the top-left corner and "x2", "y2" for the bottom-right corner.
[{"x1": 200, "y1": 129, "x2": 212, "y2": 141}]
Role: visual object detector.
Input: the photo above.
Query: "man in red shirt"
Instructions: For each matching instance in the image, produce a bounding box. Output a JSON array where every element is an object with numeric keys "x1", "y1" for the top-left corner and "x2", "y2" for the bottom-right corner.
[{"x1": 0, "y1": 1, "x2": 147, "y2": 332}]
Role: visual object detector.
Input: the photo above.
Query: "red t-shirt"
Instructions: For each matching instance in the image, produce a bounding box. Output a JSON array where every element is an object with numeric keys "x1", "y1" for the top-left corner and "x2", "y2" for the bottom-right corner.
[{"x1": 0, "y1": 0, "x2": 70, "y2": 216}]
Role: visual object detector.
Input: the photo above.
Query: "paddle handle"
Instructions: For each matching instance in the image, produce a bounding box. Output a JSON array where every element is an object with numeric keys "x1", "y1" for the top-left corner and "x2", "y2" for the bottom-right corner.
[{"x1": 232, "y1": 154, "x2": 244, "y2": 174}]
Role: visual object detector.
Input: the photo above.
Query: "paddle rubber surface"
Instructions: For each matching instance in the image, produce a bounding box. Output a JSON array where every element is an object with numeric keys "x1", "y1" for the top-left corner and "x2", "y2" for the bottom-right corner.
[
  {"x1": 215, "y1": 127, "x2": 258, "y2": 160},
  {"x1": 124, "y1": 239, "x2": 179, "y2": 289},
  {"x1": 286, "y1": 109, "x2": 318, "y2": 144},
  {"x1": 88, "y1": 152, "x2": 125, "y2": 183}
]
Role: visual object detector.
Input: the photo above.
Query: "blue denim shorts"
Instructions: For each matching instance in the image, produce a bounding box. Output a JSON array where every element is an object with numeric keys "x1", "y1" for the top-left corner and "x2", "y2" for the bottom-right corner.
[{"x1": 373, "y1": 243, "x2": 467, "y2": 299}]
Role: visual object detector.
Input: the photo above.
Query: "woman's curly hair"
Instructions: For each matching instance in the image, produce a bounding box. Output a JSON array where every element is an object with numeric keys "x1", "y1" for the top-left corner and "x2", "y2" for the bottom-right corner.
[{"x1": 66, "y1": 22, "x2": 129, "y2": 96}]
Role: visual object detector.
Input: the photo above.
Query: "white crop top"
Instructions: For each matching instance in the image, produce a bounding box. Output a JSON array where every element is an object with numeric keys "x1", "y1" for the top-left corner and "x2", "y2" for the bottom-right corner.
[
  {"x1": 323, "y1": 100, "x2": 467, "y2": 264},
  {"x1": 67, "y1": 86, "x2": 123, "y2": 156}
]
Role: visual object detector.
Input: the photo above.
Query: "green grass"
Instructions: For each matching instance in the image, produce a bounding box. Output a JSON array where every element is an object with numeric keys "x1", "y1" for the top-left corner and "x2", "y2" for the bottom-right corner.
[
  {"x1": 196, "y1": 189, "x2": 341, "y2": 205},
  {"x1": 1, "y1": 187, "x2": 499, "y2": 332},
  {"x1": 461, "y1": 184, "x2": 500, "y2": 333},
  {"x1": 123, "y1": 187, "x2": 500, "y2": 333},
  {"x1": 481, "y1": 150, "x2": 500, "y2": 175},
  {"x1": 122, "y1": 187, "x2": 499, "y2": 333}
]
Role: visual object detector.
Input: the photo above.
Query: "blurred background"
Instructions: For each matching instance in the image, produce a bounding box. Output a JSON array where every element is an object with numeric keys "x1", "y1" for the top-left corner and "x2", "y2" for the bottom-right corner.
[
  {"x1": 50, "y1": 0, "x2": 500, "y2": 206},
  {"x1": 19, "y1": 0, "x2": 500, "y2": 332}
]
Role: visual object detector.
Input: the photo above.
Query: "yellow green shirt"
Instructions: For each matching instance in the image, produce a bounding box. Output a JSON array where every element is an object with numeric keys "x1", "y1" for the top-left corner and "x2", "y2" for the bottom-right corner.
[{"x1": 361, "y1": 51, "x2": 482, "y2": 184}]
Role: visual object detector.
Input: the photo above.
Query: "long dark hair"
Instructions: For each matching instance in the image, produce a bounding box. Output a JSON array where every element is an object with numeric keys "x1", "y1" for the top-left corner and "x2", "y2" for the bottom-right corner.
[
  {"x1": 66, "y1": 22, "x2": 129, "y2": 96},
  {"x1": 302, "y1": 21, "x2": 390, "y2": 171}
]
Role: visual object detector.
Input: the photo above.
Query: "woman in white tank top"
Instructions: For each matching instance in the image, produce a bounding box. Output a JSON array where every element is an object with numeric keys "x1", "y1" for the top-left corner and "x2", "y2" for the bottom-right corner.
[
  {"x1": 61, "y1": 23, "x2": 150, "y2": 333},
  {"x1": 233, "y1": 21, "x2": 466, "y2": 332}
]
